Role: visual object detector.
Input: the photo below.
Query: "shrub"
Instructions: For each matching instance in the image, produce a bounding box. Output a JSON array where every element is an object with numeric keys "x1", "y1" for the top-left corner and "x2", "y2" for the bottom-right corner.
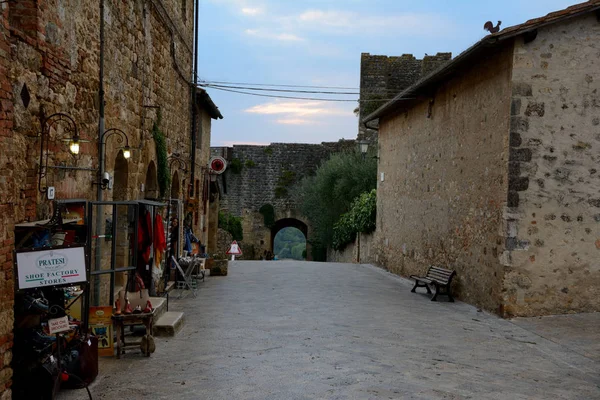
[
  {"x1": 229, "y1": 158, "x2": 243, "y2": 174},
  {"x1": 332, "y1": 189, "x2": 376, "y2": 250}
]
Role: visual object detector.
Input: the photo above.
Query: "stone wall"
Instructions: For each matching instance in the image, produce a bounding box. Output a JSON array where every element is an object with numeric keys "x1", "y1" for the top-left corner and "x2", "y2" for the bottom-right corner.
[
  {"x1": 213, "y1": 141, "x2": 354, "y2": 259},
  {"x1": 0, "y1": 1, "x2": 206, "y2": 397},
  {"x1": 374, "y1": 43, "x2": 513, "y2": 313},
  {"x1": 0, "y1": 6, "x2": 16, "y2": 398},
  {"x1": 502, "y1": 15, "x2": 600, "y2": 316},
  {"x1": 358, "y1": 52, "x2": 451, "y2": 140},
  {"x1": 327, "y1": 232, "x2": 375, "y2": 265}
]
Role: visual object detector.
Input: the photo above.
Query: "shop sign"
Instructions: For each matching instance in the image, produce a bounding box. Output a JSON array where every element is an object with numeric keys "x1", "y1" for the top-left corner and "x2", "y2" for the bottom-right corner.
[
  {"x1": 16, "y1": 247, "x2": 87, "y2": 290},
  {"x1": 48, "y1": 316, "x2": 70, "y2": 334}
]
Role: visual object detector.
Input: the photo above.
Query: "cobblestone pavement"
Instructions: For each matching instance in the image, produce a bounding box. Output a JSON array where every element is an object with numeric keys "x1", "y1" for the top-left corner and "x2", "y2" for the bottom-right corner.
[{"x1": 58, "y1": 261, "x2": 600, "y2": 400}]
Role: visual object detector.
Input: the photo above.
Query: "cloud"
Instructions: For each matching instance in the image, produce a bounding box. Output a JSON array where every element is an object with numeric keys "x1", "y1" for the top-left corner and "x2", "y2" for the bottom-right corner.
[
  {"x1": 295, "y1": 9, "x2": 453, "y2": 36},
  {"x1": 244, "y1": 29, "x2": 304, "y2": 42},
  {"x1": 276, "y1": 118, "x2": 319, "y2": 125},
  {"x1": 241, "y1": 7, "x2": 262, "y2": 16},
  {"x1": 245, "y1": 100, "x2": 350, "y2": 125},
  {"x1": 245, "y1": 101, "x2": 348, "y2": 117}
]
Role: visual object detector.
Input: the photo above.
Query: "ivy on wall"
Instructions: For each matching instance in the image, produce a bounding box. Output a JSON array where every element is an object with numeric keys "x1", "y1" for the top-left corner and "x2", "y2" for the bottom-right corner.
[
  {"x1": 259, "y1": 204, "x2": 275, "y2": 228},
  {"x1": 152, "y1": 113, "x2": 170, "y2": 198},
  {"x1": 229, "y1": 158, "x2": 243, "y2": 174},
  {"x1": 274, "y1": 169, "x2": 296, "y2": 198}
]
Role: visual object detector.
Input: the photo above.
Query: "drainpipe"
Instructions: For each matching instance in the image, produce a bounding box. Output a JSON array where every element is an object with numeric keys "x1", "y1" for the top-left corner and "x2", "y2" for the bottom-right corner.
[
  {"x1": 94, "y1": 0, "x2": 106, "y2": 304},
  {"x1": 189, "y1": 0, "x2": 199, "y2": 196}
]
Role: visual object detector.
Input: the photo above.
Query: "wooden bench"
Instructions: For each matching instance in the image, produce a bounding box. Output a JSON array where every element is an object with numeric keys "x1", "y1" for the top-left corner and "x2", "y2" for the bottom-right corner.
[{"x1": 410, "y1": 266, "x2": 456, "y2": 302}]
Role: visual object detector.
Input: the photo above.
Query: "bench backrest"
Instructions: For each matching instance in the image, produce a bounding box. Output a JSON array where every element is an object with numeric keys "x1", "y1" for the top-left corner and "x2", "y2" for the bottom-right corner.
[{"x1": 425, "y1": 266, "x2": 455, "y2": 284}]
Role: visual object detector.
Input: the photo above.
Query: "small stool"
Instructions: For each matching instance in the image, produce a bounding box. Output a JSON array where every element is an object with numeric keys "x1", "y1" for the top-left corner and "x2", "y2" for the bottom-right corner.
[{"x1": 112, "y1": 312, "x2": 154, "y2": 358}]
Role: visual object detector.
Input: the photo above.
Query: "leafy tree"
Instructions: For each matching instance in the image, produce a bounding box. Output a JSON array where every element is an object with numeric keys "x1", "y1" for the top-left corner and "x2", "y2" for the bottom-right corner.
[
  {"x1": 218, "y1": 211, "x2": 243, "y2": 241},
  {"x1": 295, "y1": 150, "x2": 377, "y2": 259}
]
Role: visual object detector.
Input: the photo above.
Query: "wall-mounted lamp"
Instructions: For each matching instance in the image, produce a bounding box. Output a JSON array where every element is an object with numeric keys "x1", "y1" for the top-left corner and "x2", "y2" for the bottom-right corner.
[
  {"x1": 356, "y1": 139, "x2": 370, "y2": 160},
  {"x1": 39, "y1": 112, "x2": 90, "y2": 193},
  {"x1": 101, "y1": 128, "x2": 131, "y2": 159},
  {"x1": 93, "y1": 128, "x2": 132, "y2": 190}
]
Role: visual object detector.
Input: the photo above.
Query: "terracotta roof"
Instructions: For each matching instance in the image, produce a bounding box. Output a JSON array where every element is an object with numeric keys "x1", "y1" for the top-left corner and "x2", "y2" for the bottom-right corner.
[{"x1": 364, "y1": 0, "x2": 600, "y2": 123}]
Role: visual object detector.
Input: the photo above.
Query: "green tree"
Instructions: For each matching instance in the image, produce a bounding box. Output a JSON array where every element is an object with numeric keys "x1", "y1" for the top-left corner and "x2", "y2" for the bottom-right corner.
[
  {"x1": 274, "y1": 227, "x2": 306, "y2": 260},
  {"x1": 295, "y1": 150, "x2": 377, "y2": 259},
  {"x1": 218, "y1": 211, "x2": 243, "y2": 241}
]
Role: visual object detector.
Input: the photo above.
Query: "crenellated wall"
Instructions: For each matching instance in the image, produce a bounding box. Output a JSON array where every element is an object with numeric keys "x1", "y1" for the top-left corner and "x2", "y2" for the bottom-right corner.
[{"x1": 358, "y1": 52, "x2": 451, "y2": 140}]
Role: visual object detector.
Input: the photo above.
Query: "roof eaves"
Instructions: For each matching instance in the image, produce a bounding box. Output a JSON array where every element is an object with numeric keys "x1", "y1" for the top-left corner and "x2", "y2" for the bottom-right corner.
[{"x1": 196, "y1": 88, "x2": 224, "y2": 120}]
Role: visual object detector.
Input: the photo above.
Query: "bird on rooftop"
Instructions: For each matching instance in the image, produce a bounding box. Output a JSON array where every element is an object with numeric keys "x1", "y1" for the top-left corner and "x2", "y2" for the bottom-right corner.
[{"x1": 484, "y1": 20, "x2": 502, "y2": 33}]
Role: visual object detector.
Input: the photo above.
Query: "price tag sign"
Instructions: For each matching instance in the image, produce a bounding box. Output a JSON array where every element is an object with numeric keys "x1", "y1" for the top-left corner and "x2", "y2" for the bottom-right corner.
[{"x1": 48, "y1": 316, "x2": 70, "y2": 334}]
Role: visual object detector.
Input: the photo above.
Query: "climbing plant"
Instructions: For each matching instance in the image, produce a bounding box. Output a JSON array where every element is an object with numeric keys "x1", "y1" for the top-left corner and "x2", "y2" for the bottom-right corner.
[
  {"x1": 152, "y1": 113, "x2": 170, "y2": 198},
  {"x1": 259, "y1": 204, "x2": 275, "y2": 228},
  {"x1": 245, "y1": 159, "x2": 256, "y2": 168}
]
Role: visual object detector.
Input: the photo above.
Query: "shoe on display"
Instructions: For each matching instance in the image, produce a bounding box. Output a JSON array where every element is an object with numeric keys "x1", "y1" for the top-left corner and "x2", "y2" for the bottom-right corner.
[
  {"x1": 132, "y1": 305, "x2": 142, "y2": 314},
  {"x1": 124, "y1": 299, "x2": 133, "y2": 314},
  {"x1": 143, "y1": 300, "x2": 153, "y2": 313},
  {"x1": 114, "y1": 298, "x2": 122, "y2": 315}
]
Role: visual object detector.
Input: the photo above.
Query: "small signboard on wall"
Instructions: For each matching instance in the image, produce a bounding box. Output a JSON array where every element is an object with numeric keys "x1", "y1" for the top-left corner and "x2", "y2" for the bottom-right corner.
[{"x1": 16, "y1": 246, "x2": 88, "y2": 290}]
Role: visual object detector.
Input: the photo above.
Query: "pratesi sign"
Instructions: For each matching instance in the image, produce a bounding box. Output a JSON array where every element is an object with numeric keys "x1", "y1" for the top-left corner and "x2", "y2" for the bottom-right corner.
[{"x1": 16, "y1": 247, "x2": 87, "y2": 290}]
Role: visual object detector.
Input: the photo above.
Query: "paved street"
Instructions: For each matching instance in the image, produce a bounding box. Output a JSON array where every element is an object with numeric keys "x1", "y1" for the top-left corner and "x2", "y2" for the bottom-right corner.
[{"x1": 59, "y1": 261, "x2": 600, "y2": 399}]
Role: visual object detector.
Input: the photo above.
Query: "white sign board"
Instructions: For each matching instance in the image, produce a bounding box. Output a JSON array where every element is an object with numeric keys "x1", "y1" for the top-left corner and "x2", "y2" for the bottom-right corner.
[
  {"x1": 16, "y1": 247, "x2": 87, "y2": 290},
  {"x1": 48, "y1": 316, "x2": 70, "y2": 334}
]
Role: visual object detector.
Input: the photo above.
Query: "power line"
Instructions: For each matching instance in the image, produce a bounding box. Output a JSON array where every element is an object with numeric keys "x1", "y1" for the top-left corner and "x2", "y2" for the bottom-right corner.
[
  {"x1": 201, "y1": 83, "x2": 359, "y2": 95},
  {"x1": 199, "y1": 79, "x2": 358, "y2": 90},
  {"x1": 203, "y1": 85, "x2": 403, "y2": 102},
  {"x1": 200, "y1": 82, "x2": 412, "y2": 96}
]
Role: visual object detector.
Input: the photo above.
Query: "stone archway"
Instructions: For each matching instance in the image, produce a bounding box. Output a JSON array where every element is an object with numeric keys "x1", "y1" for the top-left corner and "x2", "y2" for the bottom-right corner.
[
  {"x1": 145, "y1": 161, "x2": 158, "y2": 199},
  {"x1": 270, "y1": 218, "x2": 309, "y2": 260}
]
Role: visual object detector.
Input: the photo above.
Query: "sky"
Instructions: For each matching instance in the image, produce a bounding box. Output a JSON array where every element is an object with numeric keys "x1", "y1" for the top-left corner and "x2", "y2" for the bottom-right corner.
[{"x1": 197, "y1": 0, "x2": 577, "y2": 147}]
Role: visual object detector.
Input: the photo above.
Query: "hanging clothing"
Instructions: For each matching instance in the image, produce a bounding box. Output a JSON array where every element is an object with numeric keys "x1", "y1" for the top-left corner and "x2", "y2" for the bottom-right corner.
[
  {"x1": 153, "y1": 215, "x2": 166, "y2": 266},
  {"x1": 137, "y1": 210, "x2": 153, "y2": 264}
]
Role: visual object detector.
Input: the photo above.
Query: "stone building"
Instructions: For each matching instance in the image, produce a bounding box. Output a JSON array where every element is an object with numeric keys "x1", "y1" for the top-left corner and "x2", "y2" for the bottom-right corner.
[
  {"x1": 363, "y1": 1, "x2": 600, "y2": 317},
  {"x1": 358, "y1": 52, "x2": 451, "y2": 140},
  {"x1": 0, "y1": 1, "x2": 221, "y2": 398}
]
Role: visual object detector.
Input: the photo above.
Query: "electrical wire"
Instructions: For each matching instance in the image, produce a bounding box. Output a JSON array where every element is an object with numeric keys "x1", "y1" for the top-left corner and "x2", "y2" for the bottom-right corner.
[
  {"x1": 203, "y1": 86, "x2": 358, "y2": 101},
  {"x1": 199, "y1": 80, "x2": 358, "y2": 90},
  {"x1": 201, "y1": 85, "x2": 403, "y2": 102},
  {"x1": 201, "y1": 83, "x2": 359, "y2": 95}
]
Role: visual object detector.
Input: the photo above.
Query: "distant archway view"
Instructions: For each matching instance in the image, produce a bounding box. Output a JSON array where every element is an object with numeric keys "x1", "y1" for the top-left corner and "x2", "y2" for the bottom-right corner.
[{"x1": 273, "y1": 227, "x2": 306, "y2": 260}]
